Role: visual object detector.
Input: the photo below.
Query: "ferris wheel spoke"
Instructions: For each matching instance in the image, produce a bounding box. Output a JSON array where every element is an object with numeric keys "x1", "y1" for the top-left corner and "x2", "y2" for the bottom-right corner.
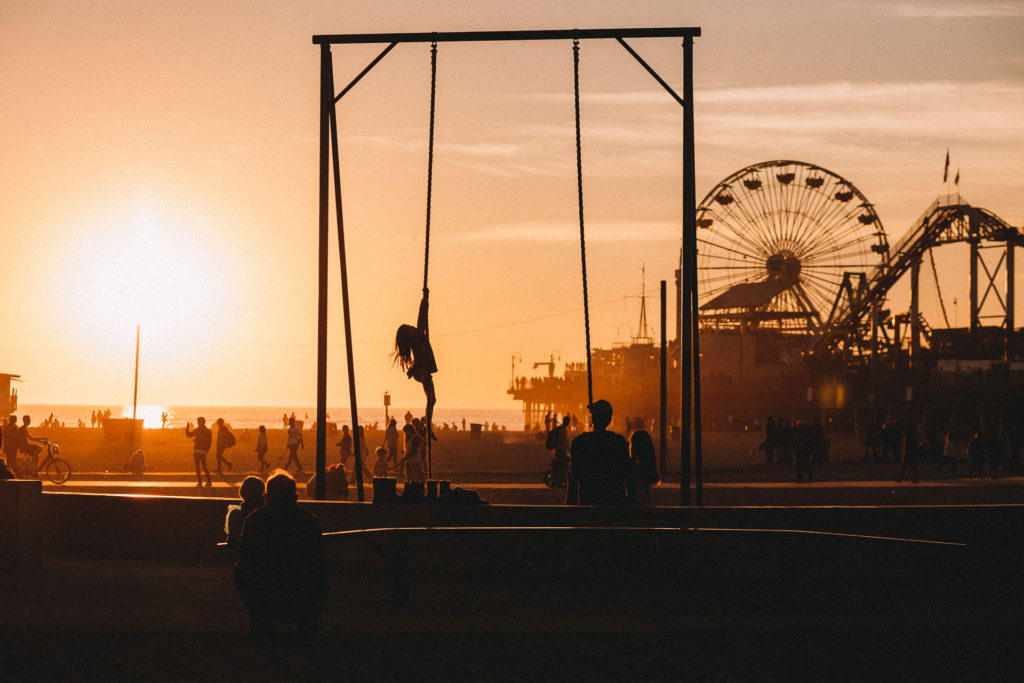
[{"x1": 697, "y1": 238, "x2": 763, "y2": 262}]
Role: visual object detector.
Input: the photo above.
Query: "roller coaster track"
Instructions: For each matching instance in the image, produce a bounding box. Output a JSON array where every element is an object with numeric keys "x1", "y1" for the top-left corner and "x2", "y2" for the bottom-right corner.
[{"x1": 815, "y1": 195, "x2": 1019, "y2": 355}]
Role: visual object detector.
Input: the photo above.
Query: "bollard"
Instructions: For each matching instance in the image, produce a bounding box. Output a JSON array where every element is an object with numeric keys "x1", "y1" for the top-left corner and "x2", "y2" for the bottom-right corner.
[
  {"x1": 403, "y1": 480, "x2": 424, "y2": 502},
  {"x1": 372, "y1": 477, "x2": 397, "y2": 503},
  {"x1": 426, "y1": 480, "x2": 438, "y2": 500},
  {"x1": 438, "y1": 480, "x2": 451, "y2": 497}
]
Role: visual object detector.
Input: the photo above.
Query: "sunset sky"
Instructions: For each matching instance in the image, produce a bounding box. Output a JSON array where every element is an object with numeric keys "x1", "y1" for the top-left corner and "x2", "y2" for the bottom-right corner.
[{"x1": 2, "y1": 0, "x2": 1023, "y2": 410}]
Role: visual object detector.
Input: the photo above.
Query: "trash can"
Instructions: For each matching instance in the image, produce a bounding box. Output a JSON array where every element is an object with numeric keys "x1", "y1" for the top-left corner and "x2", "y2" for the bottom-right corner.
[{"x1": 470, "y1": 423, "x2": 483, "y2": 440}]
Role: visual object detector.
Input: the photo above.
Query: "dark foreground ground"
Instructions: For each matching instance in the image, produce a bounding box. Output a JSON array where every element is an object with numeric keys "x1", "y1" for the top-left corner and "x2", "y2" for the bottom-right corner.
[{"x1": 3, "y1": 538, "x2": 1024, "y2": 682}]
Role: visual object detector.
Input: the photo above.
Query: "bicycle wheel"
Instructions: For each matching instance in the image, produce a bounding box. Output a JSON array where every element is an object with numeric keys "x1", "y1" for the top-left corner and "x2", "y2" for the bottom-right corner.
[{"x1": 46, "y1": 458, "x2": 72, "y2": 484}]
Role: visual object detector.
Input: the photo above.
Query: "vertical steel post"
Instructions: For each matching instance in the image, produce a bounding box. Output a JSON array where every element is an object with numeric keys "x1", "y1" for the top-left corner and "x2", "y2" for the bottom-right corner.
[
  {"x1": 328, "y1": 69, "x2": 365, "y2": 501},
  {"x1": 910, "y1": 259, "x2": 921, "y2": 365},
  {"x1": 683, "y1": 35, "x2": 701, "y2": 505},
  {"x1": 315, "y1": 44, "x2": 331, "y2": 501},
  {"x1": 679, "y1": 39, "x2": 693, "y2": 507},
  {"x1": 659, "y1": 280, "x2": 668, "y2": 477},
  {"x1": 1006, "y1": 239, "x2": 1015, "y2": 360},
  {"x1": 970, "y1": 238, "x2": 979, "y2": 343}
]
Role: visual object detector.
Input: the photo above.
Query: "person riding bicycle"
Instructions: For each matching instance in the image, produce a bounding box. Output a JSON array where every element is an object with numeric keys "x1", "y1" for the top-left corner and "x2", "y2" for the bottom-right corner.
[{"x1": 17, "y1": 415, "x2": 45, "y2": 476}]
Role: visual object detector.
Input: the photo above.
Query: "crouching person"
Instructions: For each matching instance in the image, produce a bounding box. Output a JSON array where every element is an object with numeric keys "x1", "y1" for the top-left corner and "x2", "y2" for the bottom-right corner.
[{"x1": 233, "y1": 471, "x2": 328, "y2": 640}]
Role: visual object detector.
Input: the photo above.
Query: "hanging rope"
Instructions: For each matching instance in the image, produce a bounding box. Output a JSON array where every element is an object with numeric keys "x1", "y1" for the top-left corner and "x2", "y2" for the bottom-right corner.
[
  {"x1": 423, "y1": 41, "x2": 437, "y2": 478},
  {"x1": 573, "y1": 38, "x2": 594, "y2": 407},
  {"x1": 423, "y1": 41, "x2": 438, "y2": 291}
]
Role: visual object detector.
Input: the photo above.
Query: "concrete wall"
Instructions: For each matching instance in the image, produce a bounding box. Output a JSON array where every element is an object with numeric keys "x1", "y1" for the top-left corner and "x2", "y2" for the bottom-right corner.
[
  {"x1": 35, "y1": 491, "x2": 1024, "y2": 566},
  {"x1": 0, "y1": 479, "x2": 42, "y2": 567}
]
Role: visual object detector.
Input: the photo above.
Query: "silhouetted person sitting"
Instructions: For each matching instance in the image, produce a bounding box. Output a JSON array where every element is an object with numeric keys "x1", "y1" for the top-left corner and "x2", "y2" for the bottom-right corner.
[
  {"x1": 568, "y1": 400, "x2": 630, "y2": 506},
  {"x1": 225, "y1": 476, "x2": 265, "y2": 547},
  {"x1": 234, "y1": 472, "x2": 327, "y2": 639}
]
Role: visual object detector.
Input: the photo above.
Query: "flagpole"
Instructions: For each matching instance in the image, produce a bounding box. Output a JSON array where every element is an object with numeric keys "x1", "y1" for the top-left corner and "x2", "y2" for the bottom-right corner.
[{"x1": 132, "y1": 324, "x2": 140, "y2": 421}]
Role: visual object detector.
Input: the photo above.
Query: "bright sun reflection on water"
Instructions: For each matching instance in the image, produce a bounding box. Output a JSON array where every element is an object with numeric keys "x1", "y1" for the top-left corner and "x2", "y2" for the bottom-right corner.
[{"x1": 120, "y1": 404, "x2": 170, "y2": 429}]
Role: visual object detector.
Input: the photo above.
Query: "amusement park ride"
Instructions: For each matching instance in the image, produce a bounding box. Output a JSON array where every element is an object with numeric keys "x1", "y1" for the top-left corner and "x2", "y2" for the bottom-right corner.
[{"x1": 510, "y1": 159, "x2": 1022, "y2": 431}]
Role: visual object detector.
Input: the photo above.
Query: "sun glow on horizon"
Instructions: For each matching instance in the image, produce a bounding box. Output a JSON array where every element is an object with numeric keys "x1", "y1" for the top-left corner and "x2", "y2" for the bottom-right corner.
[{"x1": 120, "y1": 403, "x2": 170, "y2": 429}]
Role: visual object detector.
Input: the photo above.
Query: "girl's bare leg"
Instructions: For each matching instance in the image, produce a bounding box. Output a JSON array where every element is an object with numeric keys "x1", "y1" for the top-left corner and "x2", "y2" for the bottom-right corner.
[{"x1": 422, "y1": 375, "x2": 437, "y2": 440}]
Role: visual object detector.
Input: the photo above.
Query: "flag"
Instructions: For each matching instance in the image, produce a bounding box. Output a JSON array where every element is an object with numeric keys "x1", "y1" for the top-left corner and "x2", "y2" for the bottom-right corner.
[
  {"x1": 954, "y1": 168, "x2": 960, "y2": 186},
  {"x1": 943, "y1": 148, "x2": 949, "y2": 182}
]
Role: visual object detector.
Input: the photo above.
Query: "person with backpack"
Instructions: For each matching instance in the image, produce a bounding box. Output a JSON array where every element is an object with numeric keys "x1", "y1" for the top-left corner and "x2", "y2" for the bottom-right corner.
[{"x1": 215, "y1": 418, "x2": 236, "y2": 474}]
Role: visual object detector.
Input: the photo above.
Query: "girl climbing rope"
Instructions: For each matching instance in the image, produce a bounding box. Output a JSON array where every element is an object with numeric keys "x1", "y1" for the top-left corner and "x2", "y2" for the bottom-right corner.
[{"x1": 393, "y1": 288, "x2": 437, "y2": 441}]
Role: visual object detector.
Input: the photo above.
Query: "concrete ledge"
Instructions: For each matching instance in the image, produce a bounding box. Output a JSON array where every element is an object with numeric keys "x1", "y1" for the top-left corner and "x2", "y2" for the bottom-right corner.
[
  {"x1": 0, "y1": 479, "x2": 42, "y2": 567},
  {"x1": 36, "y1": 491, "x2": 1024, "y2": 570}
]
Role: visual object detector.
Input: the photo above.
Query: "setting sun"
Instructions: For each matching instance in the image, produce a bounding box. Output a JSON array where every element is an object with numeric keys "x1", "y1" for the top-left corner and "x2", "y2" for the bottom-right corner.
[{"x1": 57, "y1": 199, "x2": 239, "y2": 369}]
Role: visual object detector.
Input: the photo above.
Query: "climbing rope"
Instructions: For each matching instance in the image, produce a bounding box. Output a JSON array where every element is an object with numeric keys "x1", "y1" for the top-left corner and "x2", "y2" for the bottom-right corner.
[
  {"x1": 423, "y1": 41, "x2": 437, "y2": 292},
  {"x1": 573, "y1": 38, "x2": 594, "y2": 407}
]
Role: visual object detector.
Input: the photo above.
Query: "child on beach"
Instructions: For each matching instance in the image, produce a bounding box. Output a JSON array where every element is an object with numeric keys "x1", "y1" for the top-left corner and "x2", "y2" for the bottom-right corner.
[
  {"x1": 255, "y1": 425, "x2": 269, "y2": 473},
  {"x1": 373, "y1": 447, "x2": 389, "y2": 478},
  {"x1": 394, "y1": 288, "x2": 437, "y2": 441}
]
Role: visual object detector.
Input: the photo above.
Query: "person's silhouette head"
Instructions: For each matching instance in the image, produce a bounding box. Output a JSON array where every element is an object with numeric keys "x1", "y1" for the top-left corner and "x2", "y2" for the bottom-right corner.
[
  {"x1": 258, "y1": 425, "x2": 266, "y2": 433},
  {"x1": 217, "y1": 418, "x2": 225, "y2": 427},
  {"x1": 22, "y1": 415, "x2": 31, "y2": 427},
  {"x1": 8, "y1": 415, "x2": 16, "y2": 425},
  {"x1": 629, "y1": 429, "x2": 655, "y2": 458},
  {"x1": 390, "y1": 418, "x2": 397, "y2": 428},
  {"x1": 588, "y1": 400, "x2": 612, "y2": 430},
  {"x1": 288, "y1": 417, "x2": 295, "y2": 427},
  {"x1": 394, "y1": 325, "x2": 421, "y2": 370},
  {"x1": 239, "y1": 476, "x2": 265, "y2": 505},
  {"x1": 265, "y1": 472, "x2": 297, "y2": 508},
  {"x1": 562, "y1": 416, "x2": 571, "y2": 427},
  {"x1": 197, "y1": 416, "x2": 206, "y2": 426}
]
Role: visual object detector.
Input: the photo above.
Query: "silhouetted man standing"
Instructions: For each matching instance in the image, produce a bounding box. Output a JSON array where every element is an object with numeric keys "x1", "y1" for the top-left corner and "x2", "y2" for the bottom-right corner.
[
  {"x1": 234, "y1": 472, "x2": 327, "y2": 639},
  {"x1": 185, "y1": 417, "x2": 213, "y2": 487},
  {"x1": 568, "y1": 400, "x2": 630, "y2": 506}
]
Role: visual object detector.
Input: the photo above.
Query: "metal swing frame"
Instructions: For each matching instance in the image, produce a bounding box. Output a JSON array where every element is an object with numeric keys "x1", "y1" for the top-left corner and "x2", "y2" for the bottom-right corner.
[{"x1": 311, "y1": 27, "x2": 704, "y2": 505}]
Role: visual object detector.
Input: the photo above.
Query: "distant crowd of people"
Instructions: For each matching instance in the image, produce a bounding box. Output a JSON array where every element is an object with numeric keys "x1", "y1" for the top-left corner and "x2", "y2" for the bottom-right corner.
[
  {"x1": 760, "y1": 416, "x2": 831, "y2": 482},
  {"x1": 861, "y1": 417, "x2": 1020, "y2": 482}
]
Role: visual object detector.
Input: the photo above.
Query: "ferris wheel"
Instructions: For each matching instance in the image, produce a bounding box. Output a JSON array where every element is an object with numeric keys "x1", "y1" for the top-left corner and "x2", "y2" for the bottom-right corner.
[{"x1": 696, "y1": 160, "x2": 889, "y2": 330}]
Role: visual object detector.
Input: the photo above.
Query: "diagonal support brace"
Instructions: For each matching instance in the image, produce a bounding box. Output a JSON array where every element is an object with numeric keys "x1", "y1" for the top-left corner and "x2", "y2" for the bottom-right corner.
[
  {"x1": 335, "y1": 41, "x2": 399, "y2": 103},
  {"x1": 616, "y1": 38, "x2": 684, "y2": 107}
]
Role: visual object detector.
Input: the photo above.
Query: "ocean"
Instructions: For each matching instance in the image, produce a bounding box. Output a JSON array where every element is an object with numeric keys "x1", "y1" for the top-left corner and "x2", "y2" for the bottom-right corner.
[{"x1": 19, "y1": 404, "x2": 526, "y2": 431}]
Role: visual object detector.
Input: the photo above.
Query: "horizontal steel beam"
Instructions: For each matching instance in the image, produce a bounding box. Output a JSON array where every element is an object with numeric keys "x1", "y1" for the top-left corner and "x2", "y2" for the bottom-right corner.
[{"x1": 313, "y1": 27, "x2": 700, "y2": 45}]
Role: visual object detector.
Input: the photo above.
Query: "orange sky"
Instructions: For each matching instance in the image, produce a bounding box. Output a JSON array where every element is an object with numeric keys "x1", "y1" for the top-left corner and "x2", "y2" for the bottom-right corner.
[{"x1": 2, "y1": 1, "x2": 1023, "y2": 410}]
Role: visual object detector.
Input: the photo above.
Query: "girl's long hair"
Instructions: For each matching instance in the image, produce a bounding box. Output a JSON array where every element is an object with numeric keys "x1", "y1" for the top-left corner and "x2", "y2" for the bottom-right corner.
[{"x1": 393, "y1": 324, "x2": 418, "y2": 370}]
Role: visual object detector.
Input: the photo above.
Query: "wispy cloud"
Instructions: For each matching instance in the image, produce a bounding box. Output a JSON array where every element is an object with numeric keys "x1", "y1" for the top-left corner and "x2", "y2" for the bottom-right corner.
[{"x1": 888, "y1": 2, "x2": 1024, "y2": 19}]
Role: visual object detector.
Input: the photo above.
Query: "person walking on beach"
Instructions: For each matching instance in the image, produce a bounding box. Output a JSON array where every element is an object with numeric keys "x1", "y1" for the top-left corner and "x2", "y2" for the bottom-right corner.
[
  {"x1": 394, "y1": 288, "x2": 438, "y2": 443},
  {"x1": 284, "y1": 416, "x2": 304, "y2": 472},
  {"x1": 402, "y1": 423, "x2": 424, "y2": 483},
  {"x1": 568, "y1": 400, "x2": 631, "y2": 506},
  {"x1": 336, "y1": 425, "x2": 353, "y2": 464},
  {"x1": 255, "y1": 425, "x2": 269, "y2": 473},
  {"x1": 185, "y1": 417, "x2": 213, "y2": 487},
  {"x1": 215, "y1": 418, "x2": 236, "y2": 474},
  {"x1": 383, "y1": 418, "x2": 400, "y2": 472},
  {"x1": 793, "y1": 421, "x2": 814, "y2": 483}
]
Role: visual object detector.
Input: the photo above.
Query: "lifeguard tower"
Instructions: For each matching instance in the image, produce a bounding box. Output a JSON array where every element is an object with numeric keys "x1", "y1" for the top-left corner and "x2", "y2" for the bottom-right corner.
[{"x1": 0, "y1": 373, "x2": 20, "y2": 422}]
